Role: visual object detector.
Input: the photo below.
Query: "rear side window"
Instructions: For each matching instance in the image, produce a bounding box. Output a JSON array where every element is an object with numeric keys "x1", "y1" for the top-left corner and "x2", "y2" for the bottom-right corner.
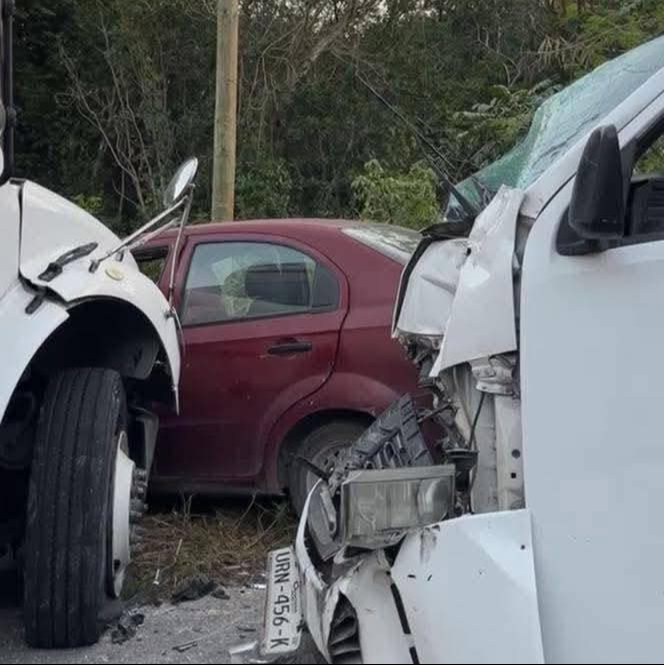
[
  {"x1": 343, "y1": 224, "x2": 421, "y2": 264},
  {"x1": 181, "y1": 241, "x2": 339, "y2": 326},
  {"x1": 133, "y1": 246, "x2": 169, "y2": 284}
]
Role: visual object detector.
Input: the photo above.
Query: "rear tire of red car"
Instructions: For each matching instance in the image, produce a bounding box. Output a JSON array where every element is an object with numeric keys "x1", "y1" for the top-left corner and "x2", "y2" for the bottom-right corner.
[
  {"x1": 23, "y1": 368, "x2": 134, "y2": 648},
  {"x1": 289, "y1": 420, "x2": 368, "y2": 515}
]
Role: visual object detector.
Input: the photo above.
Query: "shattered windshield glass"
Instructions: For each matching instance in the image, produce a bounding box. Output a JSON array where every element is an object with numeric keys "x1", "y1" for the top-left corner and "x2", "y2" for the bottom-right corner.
[{"x1": 448, "y1": 35, "x2": 664, "y2": 218}]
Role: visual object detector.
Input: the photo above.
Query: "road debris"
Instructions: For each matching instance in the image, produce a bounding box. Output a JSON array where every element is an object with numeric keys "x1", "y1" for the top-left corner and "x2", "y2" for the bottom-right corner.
[
  {"x1": 110, "y1": 610, "x2": 145, "y2": 645},
  {"x1": 172, "y1": 573, "x2": 217, "y2": 604},
  {"x1": 229, "y1": 641, "x2": 268, "y2": 664},
  {"x1": 213, "y1": 586, "x2": 231, "y2": 600},
  {"x1": 173, "y1": 640, "x2": 199, "y2": 653}
]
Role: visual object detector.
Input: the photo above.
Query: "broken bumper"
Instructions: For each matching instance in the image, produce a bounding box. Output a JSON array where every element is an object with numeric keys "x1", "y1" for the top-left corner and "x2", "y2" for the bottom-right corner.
[
  {"x1": 295, "y1": 498, "x2": 545, "y2": 664},
  {"x1": 295, "y1": 491, "x2": 414, "y2": 664}
]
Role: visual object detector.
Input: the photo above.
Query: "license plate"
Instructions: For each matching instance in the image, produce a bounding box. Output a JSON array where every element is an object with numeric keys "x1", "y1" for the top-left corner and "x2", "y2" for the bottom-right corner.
[{"x1": 262, "y1": 547, "x2": 303, "y2": 656}]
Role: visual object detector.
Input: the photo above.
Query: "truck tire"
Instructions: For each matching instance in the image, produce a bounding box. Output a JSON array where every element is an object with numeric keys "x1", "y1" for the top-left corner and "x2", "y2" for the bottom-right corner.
[
  {"x1": 289, "y1": 420, "x2": 367, "y2": 515},
  {"x1": 23, "y1": 368, "x2": 136, "y2": 648}
]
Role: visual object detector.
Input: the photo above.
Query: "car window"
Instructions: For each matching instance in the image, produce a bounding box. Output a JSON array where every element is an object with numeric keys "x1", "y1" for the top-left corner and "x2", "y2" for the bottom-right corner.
[
  {"x1": 635, "y1": 135, "x2": 664, "y2": 175},
  {"x1": 132, "y1": 246, "x2": 169, "y2": 284},
  {"x1": 343, "y1": 223, "x2": 421, "y2": 264},
  {"x1": 181, "y1": 241, "x2": 339, "y2": 326}
]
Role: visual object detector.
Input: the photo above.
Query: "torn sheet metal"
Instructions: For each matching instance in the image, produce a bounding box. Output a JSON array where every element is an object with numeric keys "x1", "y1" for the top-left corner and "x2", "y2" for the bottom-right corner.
[
  {"x1": 393, "y1": 238, "x2": 468, "y2": 338},
  {"x1": 334, "y1": 552, "x2": 413, "y2": 665},
  {"x1": 392, "y1": 510, "x2": 544, "y2": 664},
  {"x1": 294, "y1": 489, "x2": 330, "y2": 658},
  {"x1": 295, "y1": 488, "x2": 412, "y2": 664},
  {"x1": 432, "y1": 187, "x2": 524, "y2": 374}
]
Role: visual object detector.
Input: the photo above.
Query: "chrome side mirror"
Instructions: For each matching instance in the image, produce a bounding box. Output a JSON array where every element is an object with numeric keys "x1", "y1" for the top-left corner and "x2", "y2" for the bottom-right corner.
[
  {"x1": 90, "y1": 157, "x2": 199, "y2": 275},
  {"x1": 163, "y1": 158, "x2": 199, "y2": 207}
]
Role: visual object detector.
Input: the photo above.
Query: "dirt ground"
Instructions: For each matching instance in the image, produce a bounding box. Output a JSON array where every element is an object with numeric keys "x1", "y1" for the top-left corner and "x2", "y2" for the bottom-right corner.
[
  {"x1": 0, "y1": 498, "x2": 319, "y2": 664},
  {"x1": 0, "y1": 584, "x2": 266, "y2": 664}
]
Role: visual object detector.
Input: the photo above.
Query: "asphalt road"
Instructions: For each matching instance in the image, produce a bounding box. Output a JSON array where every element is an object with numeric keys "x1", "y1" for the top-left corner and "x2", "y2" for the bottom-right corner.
[{"x1": 0, "y1": 572, "x2": 267, "y2": 664}]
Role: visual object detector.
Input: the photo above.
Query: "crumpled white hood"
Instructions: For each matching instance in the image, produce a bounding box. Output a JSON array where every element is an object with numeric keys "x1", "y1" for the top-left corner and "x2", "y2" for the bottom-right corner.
[
  {"x1": 393, "y1": 237, "x2": 468, "y2": 338},
  {"x1": 394, "y1": 186, "x2": 524, "y2": 374}
]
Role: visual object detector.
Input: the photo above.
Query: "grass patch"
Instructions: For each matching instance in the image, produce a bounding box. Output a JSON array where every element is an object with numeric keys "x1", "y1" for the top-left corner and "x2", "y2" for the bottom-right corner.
[{"x1": 125, "y1": 496, "x2": 297, "y2": 603}]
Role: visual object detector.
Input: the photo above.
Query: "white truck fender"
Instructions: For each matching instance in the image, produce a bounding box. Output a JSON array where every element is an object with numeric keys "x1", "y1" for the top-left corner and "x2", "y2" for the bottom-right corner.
[
  {"x1": 21, "y1": 254, "x2": 181, "y2": 398},
  {"x1": 16, "y1": 181, "x2": 181, "y2": 408},
  {"x1": 1, "y1": 181, "x2": 180, "y2": 426},
  {"x1": 0, "y1": 282, "x2": 69, "y2": 424}
]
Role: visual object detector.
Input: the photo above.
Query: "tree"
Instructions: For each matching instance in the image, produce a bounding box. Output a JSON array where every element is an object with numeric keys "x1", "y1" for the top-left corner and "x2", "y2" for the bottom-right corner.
[{"x1": 12, "y1": 0, "x2": 664, "y2": 231}]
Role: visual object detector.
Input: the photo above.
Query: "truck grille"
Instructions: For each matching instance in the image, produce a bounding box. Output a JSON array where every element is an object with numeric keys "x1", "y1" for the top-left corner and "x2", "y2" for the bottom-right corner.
[{"x1": 328, "y1": 596, "x2": 362, "y2": 664}]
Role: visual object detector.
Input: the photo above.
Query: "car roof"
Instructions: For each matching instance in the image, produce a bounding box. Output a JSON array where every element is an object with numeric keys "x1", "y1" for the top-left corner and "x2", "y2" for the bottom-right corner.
[
  {"x1": 145, "y1": 218, "x2": 420, "y2": 266},
  {"x1": 157, "y1": 218, "x2": 355, "y2": 239}
]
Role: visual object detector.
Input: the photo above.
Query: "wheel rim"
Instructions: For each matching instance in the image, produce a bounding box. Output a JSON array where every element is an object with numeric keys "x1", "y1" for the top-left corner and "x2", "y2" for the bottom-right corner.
[
  {"x1": 110, "y1": 431, "x2": 134, "y2": 598},
  {"x1": 305, "y1": 444, "x2": 348, "y2": 496}
]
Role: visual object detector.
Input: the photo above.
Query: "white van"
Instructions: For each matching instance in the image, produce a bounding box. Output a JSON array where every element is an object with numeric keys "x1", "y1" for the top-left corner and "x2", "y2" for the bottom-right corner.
[{"x1": 262, "y1": 34, "x2": 664, "y2": 664}]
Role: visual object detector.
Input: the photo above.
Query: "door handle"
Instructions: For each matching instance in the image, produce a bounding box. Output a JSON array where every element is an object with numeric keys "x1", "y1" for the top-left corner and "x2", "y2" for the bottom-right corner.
[{"x1": 267, "y1": 340, "x2": 313, "y2": 356}]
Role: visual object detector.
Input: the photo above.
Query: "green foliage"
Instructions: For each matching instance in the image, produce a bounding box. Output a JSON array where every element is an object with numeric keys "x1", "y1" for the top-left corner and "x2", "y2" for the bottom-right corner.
[
  {"x1": 11, "y1": 0, "x2": 664, "y2": 232},
  {"x1": 452, "y1": 80, "x2": 562, "y2": 172},
  {"x1": 72, "y1": 194, "x2": 104, "y2": 217},
  {"x1": 352, "y1": 160, "x2": 439, "y2": 229},
  {"x1": 636, "y1": 137, "x2": 664, "y2": 175},
  {"x1": 235, "y1": 159, "x2": 292, "y2": 220}
]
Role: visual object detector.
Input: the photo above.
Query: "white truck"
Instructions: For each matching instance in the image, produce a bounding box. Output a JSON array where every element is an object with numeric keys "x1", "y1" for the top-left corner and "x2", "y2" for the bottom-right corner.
[
  {"x1": 261, "y1": 34, "x2": 664, "y2": 664},
  {"x1": 0, "y1": 1, "x2": 197, "y2": 648}
]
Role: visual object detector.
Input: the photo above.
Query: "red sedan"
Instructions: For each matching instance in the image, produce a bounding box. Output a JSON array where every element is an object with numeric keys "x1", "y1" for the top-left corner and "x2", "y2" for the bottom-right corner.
[{"x1": 135, "y1": 219, "x2": 420, "y2": 511}]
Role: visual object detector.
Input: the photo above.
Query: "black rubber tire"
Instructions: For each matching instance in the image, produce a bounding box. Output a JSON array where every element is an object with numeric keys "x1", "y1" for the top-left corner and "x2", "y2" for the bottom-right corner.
[
  {"x1": 23, "y1": 368, "x2": 126, "y2": 648},
  {"x1": 289, "y1": 420, "x2": 368, "y2": 515}
]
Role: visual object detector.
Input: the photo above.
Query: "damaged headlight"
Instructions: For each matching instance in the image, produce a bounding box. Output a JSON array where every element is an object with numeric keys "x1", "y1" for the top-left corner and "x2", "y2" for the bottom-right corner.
[{"x1": 340, "y1": 465, "x2": 455, "y2": 550}]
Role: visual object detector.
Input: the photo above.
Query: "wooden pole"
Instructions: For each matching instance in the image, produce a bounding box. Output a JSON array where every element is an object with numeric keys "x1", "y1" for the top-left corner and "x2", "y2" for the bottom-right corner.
[{"x1": 212, "y1": 0, "x2": 239, "y2": 221}]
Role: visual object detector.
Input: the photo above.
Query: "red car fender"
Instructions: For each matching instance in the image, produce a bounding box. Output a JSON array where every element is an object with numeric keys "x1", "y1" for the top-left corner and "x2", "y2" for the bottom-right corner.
[{"x1": 261, "y1": 370, "x2": 405, "y2": 492}]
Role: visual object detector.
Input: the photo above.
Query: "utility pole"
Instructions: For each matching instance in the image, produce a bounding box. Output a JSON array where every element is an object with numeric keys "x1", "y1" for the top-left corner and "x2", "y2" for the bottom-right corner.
[{"x1": 212, "y1": 0, "x2": 239, "y2": 220}]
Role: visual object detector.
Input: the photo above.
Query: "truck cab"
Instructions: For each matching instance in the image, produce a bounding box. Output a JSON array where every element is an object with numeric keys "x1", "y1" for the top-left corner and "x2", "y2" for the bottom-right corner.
[
  {"x1": 272, "y1": 34, "x2": 664, "y2": 664},
  {"x1": 0, "y1": 2, "x2": 197, "y2": 648}
]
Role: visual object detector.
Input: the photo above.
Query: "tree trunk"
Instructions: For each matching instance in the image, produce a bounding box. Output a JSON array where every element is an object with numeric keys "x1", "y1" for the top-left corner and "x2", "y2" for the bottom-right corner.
[{"x1": 212, "y1": 0, "x2": 239, "y2": 221}]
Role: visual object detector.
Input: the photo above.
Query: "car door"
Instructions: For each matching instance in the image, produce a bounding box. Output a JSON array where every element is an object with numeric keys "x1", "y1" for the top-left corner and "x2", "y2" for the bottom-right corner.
[
  {"x1": 154, "y1": 232, "x2": 348, "y2": 484},
  {"x1": 520, "y1": 115, "x2": 664, "y2": 661}
]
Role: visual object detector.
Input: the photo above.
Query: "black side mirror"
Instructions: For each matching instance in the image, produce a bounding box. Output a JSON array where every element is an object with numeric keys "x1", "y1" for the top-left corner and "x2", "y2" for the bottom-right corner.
[{"x1": 569, "y1": 125, "x2": 625, "y2": 240}]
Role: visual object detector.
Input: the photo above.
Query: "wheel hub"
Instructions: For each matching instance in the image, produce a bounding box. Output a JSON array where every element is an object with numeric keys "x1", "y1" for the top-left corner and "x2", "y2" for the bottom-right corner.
[
  {"x1": 110, "y1": 431, "x2": 134, "y2": 598},
  {"x1": 306, "y1": 445, "x2": 347, "y2": 495}
]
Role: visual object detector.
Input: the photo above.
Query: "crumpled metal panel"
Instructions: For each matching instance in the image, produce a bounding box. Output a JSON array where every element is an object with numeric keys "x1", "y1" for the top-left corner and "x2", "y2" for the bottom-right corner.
[
  {"x1": 296, "y1": 488, "x2": 413, "y2": 665},
  {"x1": 394, "y1": 238, "x2": 468, "y2": 338},
  {"x1": 433, "y1": 187, "x2": 524, "y2": 374},
  {"x1": 392, "y1": 510, "x2": 544, "y2": 664},
  {"x1": 335, "y1": 553, "x2": 413, "y2": 665}
]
